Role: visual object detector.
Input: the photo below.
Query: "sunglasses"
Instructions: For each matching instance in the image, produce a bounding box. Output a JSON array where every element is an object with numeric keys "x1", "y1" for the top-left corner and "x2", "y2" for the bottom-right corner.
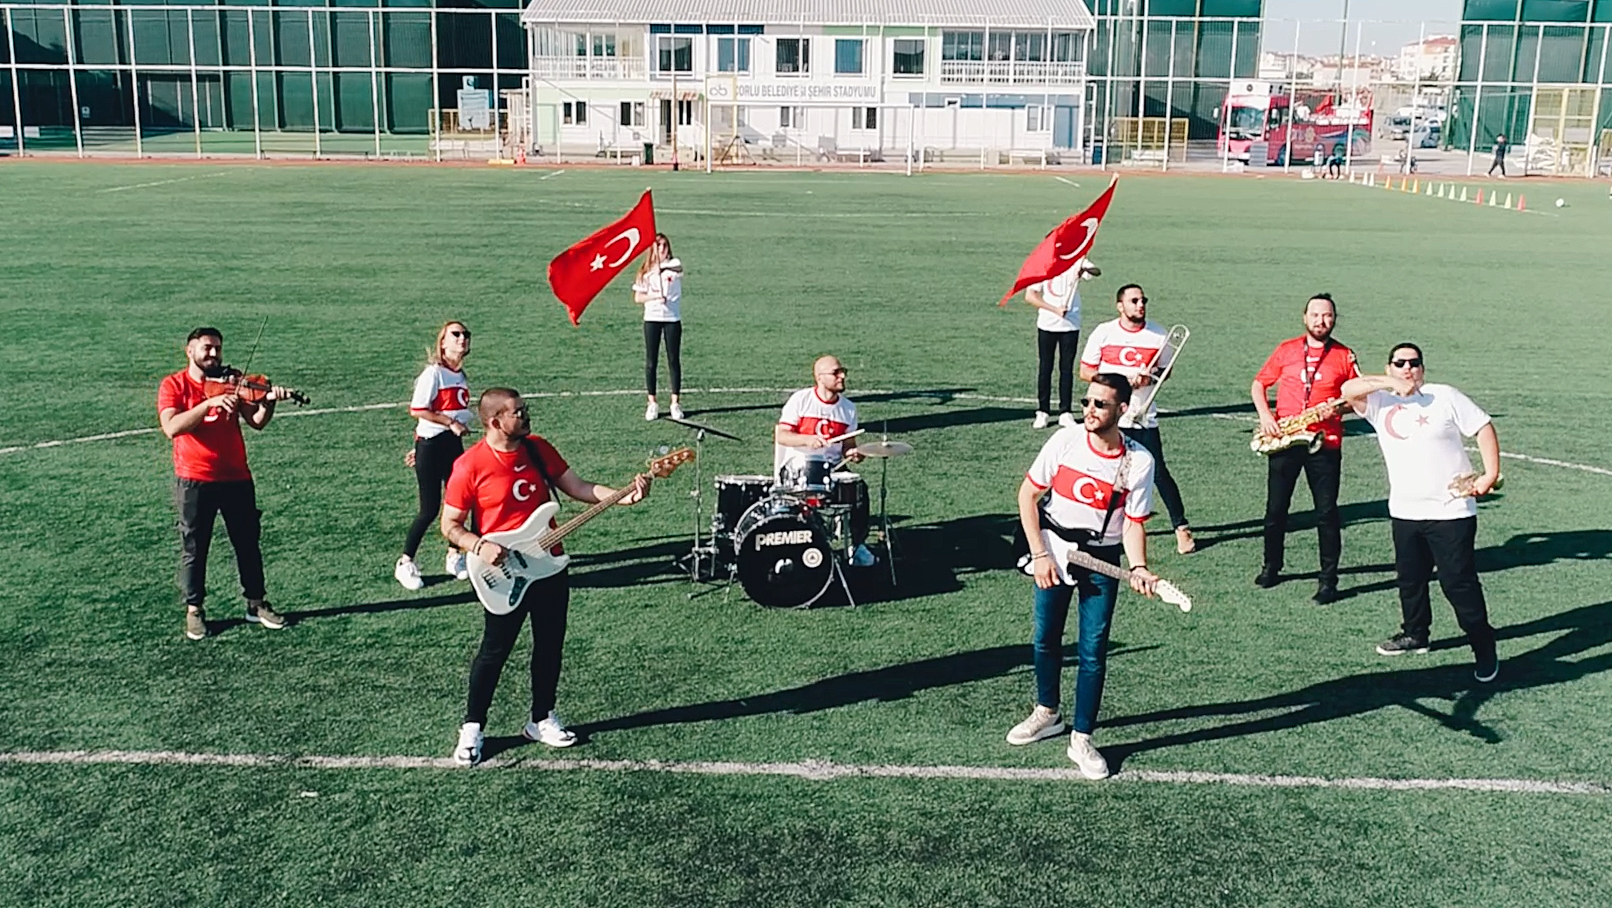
[
  {"x1": 818, "y1": 368, "x2": 847, "y2": 377},
  {"x1": 1079, "y1": 397, "x2": 1116, "y2": 411},
  {"x1": 449, "y1": 330, "x2": 471, "y2": 339},
  {"x1": 1390, "y1": 358, "x2": 1423, "y2": 368},
  {"x1": 502, "y1": 406, "x2": 528, "y2": 419},
  {"x1": 1125, "y1": 296, "x2": 1149, "y2": 305}
]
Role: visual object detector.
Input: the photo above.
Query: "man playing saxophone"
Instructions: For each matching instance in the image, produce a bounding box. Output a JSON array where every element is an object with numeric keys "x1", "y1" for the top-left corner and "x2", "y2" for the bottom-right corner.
[{"x1": 1251, "y1": 293, "x2": 1361, "y2": 604}]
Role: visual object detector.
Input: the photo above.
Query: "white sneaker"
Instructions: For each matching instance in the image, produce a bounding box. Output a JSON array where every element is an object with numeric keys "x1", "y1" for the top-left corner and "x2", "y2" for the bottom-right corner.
[
  {"x1": 394, "y1": 555, "x2": 424, "y2": 591},
  {"x1": 1058, "y1": 412, "x2": 1077, "y2": 428},
  {"x1": 670, "y1": 402, "x2": 685, "y2": 420},
  {"x1": 523, "y1": 711, "x2": 577, "y2": 748},
  {"x1": 1066, "y1": 731, "x2": 1110, "y2": 780},
  {"x1": 645, "y1": 400, "x2": 659, "y2": 421},
  {"x1": 851, "y1": 544, "x2": 877, "y2": 568},
  {"x1": 1006, "y1": 704, "x2": 1066, "y2": 745},
  {"x1": 452, "y1": 722, "x2": 483, "y2": 766},
  {"x1": 446, "y1": 550, "x2": 468, "y2": 580},
  {"x1": 1032, "y1": 411, "x2": 1050, "y2": 429}
]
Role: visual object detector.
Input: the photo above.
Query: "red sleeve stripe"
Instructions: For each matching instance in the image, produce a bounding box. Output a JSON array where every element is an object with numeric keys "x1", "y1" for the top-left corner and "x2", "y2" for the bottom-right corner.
[{"x1": 1025, "y1": 472, "x2": 1048, "y2": 491}]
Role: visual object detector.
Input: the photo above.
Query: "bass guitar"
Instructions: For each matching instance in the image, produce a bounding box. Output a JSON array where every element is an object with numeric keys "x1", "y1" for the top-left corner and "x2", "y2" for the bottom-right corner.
[
  {"x1": 1017, "y1": 524, "x2": 1193, "y2": 613},
  {"x1": 468, "y1": 447, "x2": 693, "y2": 614}
]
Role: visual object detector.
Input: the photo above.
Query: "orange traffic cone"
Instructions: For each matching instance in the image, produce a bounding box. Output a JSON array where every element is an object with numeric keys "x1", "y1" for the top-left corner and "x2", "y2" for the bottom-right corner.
[
  {"x1": 1517, "y1": 195, "x2": 1526, "y2": 211},
  {"x1": 514, "y1": 145, "x2": 527, "y2": 165},
  {"x1": 1475, "y1": 188, "x2": 1484, "y2": 205}
]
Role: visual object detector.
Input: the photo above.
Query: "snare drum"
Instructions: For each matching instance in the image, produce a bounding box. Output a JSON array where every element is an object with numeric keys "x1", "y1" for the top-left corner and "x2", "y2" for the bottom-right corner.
[
  {"x1": 777, "y1": 459, "x2": 833, "y2": 494},
  {"x1": 829, "y1": 471, "x2": 867, "y2": 508},
  {"x1": 712, "y1": 475, "x2": 774, "y2": 539}
]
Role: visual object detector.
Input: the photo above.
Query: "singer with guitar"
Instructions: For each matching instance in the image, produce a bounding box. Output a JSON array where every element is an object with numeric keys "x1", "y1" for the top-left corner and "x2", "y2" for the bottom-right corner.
[
  {"x1": 1009, "y1": 373, "x2": 1159, "y2": 780},
  {"x1": 441, "y1": 388, "x2": 650, "y2": 766},
  {"x1": 1251, "y1": 293, "x2": 1361, "y2": 604}
]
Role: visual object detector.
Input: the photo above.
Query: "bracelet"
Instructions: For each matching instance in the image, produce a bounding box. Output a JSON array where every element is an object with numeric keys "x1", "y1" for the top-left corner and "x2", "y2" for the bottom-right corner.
[
  {"x1": 1130, "y1": 564, "x2": 1149, "y2": 571},
  {"x1": 470, "y1": 537, "x2": 484, "y2": 556},
  {"x1": 1031, "y1": 552, "x2": 1050, "y2": 561}
]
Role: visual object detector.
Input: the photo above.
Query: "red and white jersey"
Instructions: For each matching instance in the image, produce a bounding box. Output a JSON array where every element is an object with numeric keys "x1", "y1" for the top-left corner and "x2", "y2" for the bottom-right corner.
[
  {"x1": 157, "y1": 370, "x2": 251, "y2": 483},
  {"x1": 1026, "y1": 426, "x2": 1155, "y2": 547},
  {"x1": 410, "y1": 363, "x2": 471, "y2": 439},
  {"x1": 774, "y1": 387, "x2": 858, "y2": 476},
  {"x1": 1080, "y1": 318, "x2": 1169, "y2": 429},
  {"x1": 445, "y1": 436, "x2": 571, "y2": 553}
]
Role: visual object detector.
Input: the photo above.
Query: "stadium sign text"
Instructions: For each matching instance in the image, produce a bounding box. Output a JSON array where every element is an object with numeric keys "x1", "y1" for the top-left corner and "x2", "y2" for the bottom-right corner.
[{"x1": 735, "y1": 82, "x2": 881, "y2": 101}]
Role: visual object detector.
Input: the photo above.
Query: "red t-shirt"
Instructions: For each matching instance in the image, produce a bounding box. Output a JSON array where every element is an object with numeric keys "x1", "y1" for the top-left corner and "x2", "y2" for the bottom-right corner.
[
  {"x1": 445, "y1": 436, "x2": 571, "y2": 551},
  {"x1": 1254, "y1": 337, "x2": 1361, "y2": 450},
  {"x1": 157, "y1": 370, "x2": 251, "y2": 482}
]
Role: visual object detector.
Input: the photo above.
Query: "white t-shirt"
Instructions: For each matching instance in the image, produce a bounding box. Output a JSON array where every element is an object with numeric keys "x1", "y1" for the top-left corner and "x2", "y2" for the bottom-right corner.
[
  {"x1": 1026, "y1": 426, "x2": 1155, "y2": 547},
  {"x1": 1080, "y1": 318, "x2": 1170, "y2": 429},
  {"x1": 410, "y1": 363, "x2": 471, "y2": 439},
  {"x1": 1362, "y1": 384, "x2": 1492, "y2": 521},
  {"x1": 632, "y1": 257, "x2": 683, "y2": 322},
  {"x1": 774, "y1": 387, "x2": 858, "y2": 477},
  {"x1": 1028, "y1": 257, "x2": 1091, "y2": 333}
]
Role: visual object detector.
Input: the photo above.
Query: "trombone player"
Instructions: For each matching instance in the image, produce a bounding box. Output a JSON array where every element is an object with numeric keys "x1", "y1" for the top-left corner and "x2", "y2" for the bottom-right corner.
[{"x1": 1251, "y1": 293, "x2": 1361, "y2": 604}]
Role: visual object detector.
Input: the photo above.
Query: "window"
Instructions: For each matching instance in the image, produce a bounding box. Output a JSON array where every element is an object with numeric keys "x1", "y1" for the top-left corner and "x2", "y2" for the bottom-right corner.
[
  {"x1": 942, "y1": 31, "x2": 983, "y2": 61},
  {"x1": 1014, "y1": 33, "x2": 1046, "y2": 62},
  {"x1": 1026, "y1": 105, "x2": 1048, "y2": 131},
  {"x1": 893, "y1": 38, "x2": 926, "y2": 75},
  {"x1": 592, "y1": 33, "x2": 616, "y2": 57},
  {"x1": 714, "y1": 105, "x2": 749, "y2": 130},
  {"x1": 563, "y1": 101, "x2": 587, "y2": 125},
  {"x1": 835, "y1": 38, "x2": 865, "y2": 74},
  {"x1": 619, "y1": 100, "x2": 645, "y2": 127},
  {"x1": 779, "y1": 105, "x2": 806, "y2": 128},
  {"x1": 716, "y1": 36, "x2": 751, "y2": 72},
  {"x1": 776, "y1": 37, "x2": 810, "y2": 74},
  {"x1": 656, "y1": 35, "x2": 692, "y2": 73},
  {"x1": 851, "y1": 106, "x2": 878, "y2": 129}
]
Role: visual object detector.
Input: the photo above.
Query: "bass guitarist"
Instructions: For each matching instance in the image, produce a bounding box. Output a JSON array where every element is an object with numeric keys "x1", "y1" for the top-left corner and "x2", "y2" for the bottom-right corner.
[
  {"x1": 440, "y1": 387, "x2": 650, "y2": 766},
  {"x1": 1008, "y1": 373, "x2": 1158, "y2": 780}
]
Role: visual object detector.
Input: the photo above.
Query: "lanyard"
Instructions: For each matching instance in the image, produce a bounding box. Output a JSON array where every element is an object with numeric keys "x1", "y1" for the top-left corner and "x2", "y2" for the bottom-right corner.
[{"x1": 1301, "y1": 339, "x2": 1332, "y2": 406}]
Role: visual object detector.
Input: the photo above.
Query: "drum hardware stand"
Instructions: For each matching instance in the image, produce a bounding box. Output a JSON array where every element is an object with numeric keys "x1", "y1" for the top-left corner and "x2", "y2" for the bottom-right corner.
[
  {"x1": 876, "y1": 420, "x2": 900, "y2": 587},
  {"x1": 666, "y1": 417, "x2": 741, "y2": 591}
]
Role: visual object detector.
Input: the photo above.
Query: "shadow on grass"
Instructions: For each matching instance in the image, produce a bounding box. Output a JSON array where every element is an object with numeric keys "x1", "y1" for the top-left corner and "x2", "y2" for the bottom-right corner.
[
  {"x1": 685, "y1": 387, "x2": 978, "y2": 420},
  {"x1": 1331, "y1": 528, "x2": 1612, "y2": 600},
  {"x1": 1101, "y1": 598, "x2": 1612, "y2": 770}
]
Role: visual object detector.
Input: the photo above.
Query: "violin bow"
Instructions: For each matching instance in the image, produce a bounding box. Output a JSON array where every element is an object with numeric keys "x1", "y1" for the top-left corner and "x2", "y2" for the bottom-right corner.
[{"x1": 235, "y1": 314, "x2": 269, "y2": 380}]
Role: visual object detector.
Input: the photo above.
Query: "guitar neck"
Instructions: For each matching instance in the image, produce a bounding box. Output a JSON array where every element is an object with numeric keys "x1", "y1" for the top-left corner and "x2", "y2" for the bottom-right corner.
[
  {"x1": 538, "y1": 478, "x2": 639, "y2": 549},
  {"x1": 1067, "y1": 548, "x2": 1131, "y2": 583}
]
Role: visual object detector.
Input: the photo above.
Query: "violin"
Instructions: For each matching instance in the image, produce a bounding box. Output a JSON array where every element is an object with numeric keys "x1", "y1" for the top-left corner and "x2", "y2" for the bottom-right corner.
[{"x1": 202, "y1": 366, "x2": 311, "y2": 406}]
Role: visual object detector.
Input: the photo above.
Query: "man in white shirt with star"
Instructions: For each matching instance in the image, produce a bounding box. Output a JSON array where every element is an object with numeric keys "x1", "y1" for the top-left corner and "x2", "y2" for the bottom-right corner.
[{"x1": 1342, "y1": 343, "x2": 1502, "y2": 682}]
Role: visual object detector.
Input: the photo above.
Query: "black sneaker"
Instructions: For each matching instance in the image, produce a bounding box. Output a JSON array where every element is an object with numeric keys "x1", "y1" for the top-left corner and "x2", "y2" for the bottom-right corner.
[
  {"x1": 246, "y1": 600, "x2": 288, "y2": 630},
  {"x1": 1376, "y1": 633, "x2": 1430, "y2": 656},
  {"x1": 1313, "y1": 582, "x2": 1341, "y2": 605},
  {"x1": 1255, "y1": 566, "x2": 1280, "y2": 588},
  {"x1": 1475, "y1": 654, "x2": 1500, "y2": 683}
]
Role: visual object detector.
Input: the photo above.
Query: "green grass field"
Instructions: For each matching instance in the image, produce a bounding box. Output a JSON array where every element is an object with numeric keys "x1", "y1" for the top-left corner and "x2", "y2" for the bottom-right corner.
[{"x1": 2, "y1": 161, "x2": 1610, "y2": 907}]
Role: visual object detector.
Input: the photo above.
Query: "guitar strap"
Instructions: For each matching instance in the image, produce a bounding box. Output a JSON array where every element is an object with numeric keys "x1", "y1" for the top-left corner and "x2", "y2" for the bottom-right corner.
[
  {"x1": 1035, "y1": 436, "x2": 1132, "y2": 552},
  {"x1": 519, "y1": 436, "x2": 559, "y2": 505}
]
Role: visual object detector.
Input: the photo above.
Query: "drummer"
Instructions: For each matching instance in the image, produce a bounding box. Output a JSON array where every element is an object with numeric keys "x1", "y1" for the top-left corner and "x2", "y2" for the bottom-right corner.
[{"x1": 774, "y1": 355, "x2": 875, "y2": 567}]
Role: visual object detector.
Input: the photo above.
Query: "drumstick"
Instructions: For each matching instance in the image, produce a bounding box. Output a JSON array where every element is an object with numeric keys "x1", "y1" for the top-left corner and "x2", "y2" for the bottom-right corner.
[{"x1": 822, "y1": 428, "x2": 865, "y2": 445}]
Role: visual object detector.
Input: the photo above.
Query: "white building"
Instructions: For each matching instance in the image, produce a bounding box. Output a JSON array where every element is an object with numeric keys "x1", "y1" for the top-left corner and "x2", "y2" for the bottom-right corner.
[
  {"x1": 519, "y1": 0, "x2": 1094, "y2": 163},
  {"x1": 1395, "y1": 35, "x2": 1458, "y2": 82}
]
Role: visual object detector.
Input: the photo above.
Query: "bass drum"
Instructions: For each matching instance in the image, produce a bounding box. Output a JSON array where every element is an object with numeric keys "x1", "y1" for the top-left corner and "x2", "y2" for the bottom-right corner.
[{"x1": 732, "y1": 496, "x2": 835, "y2": 608}]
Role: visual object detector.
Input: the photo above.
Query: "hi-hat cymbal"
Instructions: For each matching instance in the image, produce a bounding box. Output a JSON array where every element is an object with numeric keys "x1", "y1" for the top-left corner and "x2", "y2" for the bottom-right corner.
[{"x1": 858, "y1": 440, "x2": 914, "y2": 458}]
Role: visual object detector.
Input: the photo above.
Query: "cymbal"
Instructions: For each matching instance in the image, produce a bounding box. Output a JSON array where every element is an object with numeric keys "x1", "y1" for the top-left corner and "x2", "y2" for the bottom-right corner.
[
  {"x1": 858, "y1": 440, "x2": 914, "y2": 458},
  {"x1": 667, "y1": 417, "x2": 743, "y2": 442}
]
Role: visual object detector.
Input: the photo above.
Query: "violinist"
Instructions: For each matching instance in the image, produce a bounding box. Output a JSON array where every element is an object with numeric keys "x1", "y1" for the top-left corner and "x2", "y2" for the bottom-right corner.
[{"x1": 157, "y1": 326, "x2": 297, "y2": 640}]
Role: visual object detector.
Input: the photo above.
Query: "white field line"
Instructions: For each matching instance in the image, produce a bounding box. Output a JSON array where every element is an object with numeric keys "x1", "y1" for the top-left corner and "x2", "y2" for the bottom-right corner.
[
  {"x1": 538, "y1": 169, "x2": 565, "y2": 180},
  {"x1": 97, "y1": 171, "x2": 231, "y2": 193},
  {"x1": 1054, "y1": 176, "x2": 1082, "y2": 188},
  {"x1": 3, "y1": 388, "x2": 1608, "y2": 479},
  {"x1": 0, "y1": 749, "x2": 1606, "y2": 795}
]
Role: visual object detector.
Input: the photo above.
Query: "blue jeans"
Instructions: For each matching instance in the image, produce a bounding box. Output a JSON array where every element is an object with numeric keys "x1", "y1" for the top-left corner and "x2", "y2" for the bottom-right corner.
[{"x1": 1032, "y1": 566, "x2": 1120, "y2": 735}]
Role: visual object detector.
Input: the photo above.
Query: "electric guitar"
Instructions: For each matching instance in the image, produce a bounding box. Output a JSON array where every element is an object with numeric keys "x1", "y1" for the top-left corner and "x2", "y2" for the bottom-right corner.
[
  {"x1": 1017, "y1": 524, "x2": 1193, "y2": 613},
  {"x1": 467, "y1": 447, "x2": 693, "y2": 614}
]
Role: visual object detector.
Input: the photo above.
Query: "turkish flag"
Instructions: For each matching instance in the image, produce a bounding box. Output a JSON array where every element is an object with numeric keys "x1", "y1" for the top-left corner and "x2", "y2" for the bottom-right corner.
[
  {"x1": 997, "y1": 178, "x2": 1118, "y2": 306},
  {"x1": 547, "y1": 190, "x2": 657, "y2": 325}
]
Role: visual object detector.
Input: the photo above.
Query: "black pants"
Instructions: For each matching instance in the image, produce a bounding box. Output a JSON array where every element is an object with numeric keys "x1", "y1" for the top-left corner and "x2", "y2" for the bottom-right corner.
[
  {"x1": 1487, "y1": 156, "x2": 1505, "y2": 176},
  {"x1": 1262, "y1": 446, "x2": 1342, "y2": 584},
  {"x1": 1121, "y1": 425, "x2": 1188, "y2": 529},
  {"x1": 464, "y1": 571, "x2": 570, "y2": 725},
  {"x1": 644, "y1": 320, "x2": 683, "y2": 397},
  {"x1": 1392, "y1": 516, "x2": 1495, "y2": 659},
  {"x1": 175, "y1": 477, "x2": 265, "y2": 607},
  {"x1": 404, "y1": 431, "x2": 464, "y2": 559},
  {"x1": 1036, "y1": 328, "x2": 1079, "y2": 414}
]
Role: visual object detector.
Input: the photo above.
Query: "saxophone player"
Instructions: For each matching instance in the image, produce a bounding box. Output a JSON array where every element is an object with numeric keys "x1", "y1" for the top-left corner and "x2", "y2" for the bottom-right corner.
[{"x1": 1251, "y1": 294, "x2": 1361, "y2": 604}]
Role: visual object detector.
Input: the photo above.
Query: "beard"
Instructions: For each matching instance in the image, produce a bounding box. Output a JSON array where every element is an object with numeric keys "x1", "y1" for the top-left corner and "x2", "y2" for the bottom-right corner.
[
  {"x1": 197, "y1": 358, "x2": 226, "y2": 378},
  {"x1": 1306, "y1": 325, "x2": 1332, "y2": 342}
]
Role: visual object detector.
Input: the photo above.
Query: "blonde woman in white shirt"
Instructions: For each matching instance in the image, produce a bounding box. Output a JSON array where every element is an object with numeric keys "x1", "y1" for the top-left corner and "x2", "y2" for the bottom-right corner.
[
  {"x1": 395, "y1": 321, "x2": 472, "y2": 590},
  {"x1": 633, "y1": 233, "x2": 684, "y2": 421}
]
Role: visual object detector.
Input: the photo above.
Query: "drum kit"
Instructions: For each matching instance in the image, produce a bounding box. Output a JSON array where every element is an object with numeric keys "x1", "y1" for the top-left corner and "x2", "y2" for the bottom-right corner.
[{"x1": 670, "y1": 417, "x2": 914, "y2": 608}]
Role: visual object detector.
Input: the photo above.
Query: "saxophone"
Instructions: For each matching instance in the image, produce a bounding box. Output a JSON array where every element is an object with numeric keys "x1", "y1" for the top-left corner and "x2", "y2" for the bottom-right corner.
[{"x1": 1251, "y1": 397, "x2": 1347, "y2": 456}]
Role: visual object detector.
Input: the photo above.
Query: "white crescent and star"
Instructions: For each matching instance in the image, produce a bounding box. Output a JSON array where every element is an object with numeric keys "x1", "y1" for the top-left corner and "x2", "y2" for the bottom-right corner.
[
  {"x1": 512, "y1": 479, "x2": 536, "y2": 501},
  {"x1": 1056, "y1": 218, "x2": 1100, "y2": 260},
  {"x1": 1118, "y1": 347, "x2": 1144, "y2": 367},
  {"x1": 1072, "y1": 477, "x2": 1106, "y2": 507}
]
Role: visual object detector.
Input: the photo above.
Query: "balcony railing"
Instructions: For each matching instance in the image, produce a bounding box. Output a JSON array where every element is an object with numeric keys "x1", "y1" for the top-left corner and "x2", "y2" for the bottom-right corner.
[
  {"x1": 940, "y1": 60, "x2": 1087, "y2": 85},
  {"x1": 532, "y1": 56, "x2": 648, "y2": 81}
]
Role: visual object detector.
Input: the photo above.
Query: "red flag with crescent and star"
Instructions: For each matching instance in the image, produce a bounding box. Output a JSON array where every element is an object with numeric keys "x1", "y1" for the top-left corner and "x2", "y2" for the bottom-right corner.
[
  {"x1": 547, "y1": 189, "x2": 657, "y2": 325},
  {"x1": 997, "y1": 177, "x2": 1118, "y2": 306}
]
